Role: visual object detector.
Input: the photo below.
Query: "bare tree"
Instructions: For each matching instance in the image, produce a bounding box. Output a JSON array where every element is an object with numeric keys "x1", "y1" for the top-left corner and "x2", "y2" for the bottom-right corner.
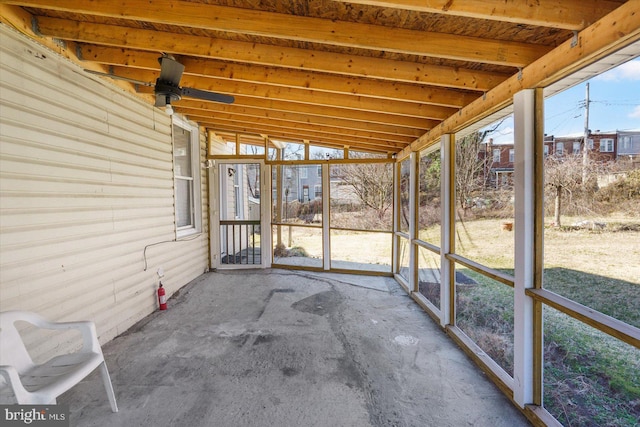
[
  {"x1": 544, "y1": 153, "x2": 598, "y2": 227},
  {"x1": 455, "y1": 132, "x2": 487, "y2": 215},
  {"x1": 340, "y1": 158, "x2": 393, "y2": 220},
  {"x1": 454, "y1": 121, "x2": 505, "y2": 215}
]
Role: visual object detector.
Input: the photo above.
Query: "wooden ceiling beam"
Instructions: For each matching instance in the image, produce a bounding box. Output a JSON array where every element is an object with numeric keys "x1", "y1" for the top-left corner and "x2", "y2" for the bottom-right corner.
[
  {"x1": 51, "y1": 19, "x2": 508, "y2": 91},
  {"x1": 111, "y1": 66, "x2": 459, "y2": 119},
  {"x1": 79, "y1": 46, "x2": 480, "y2": 108},
  {"x1": 198, "y1": 120, "x2": 404, "y2": 153},
  {"x1": 202, "y1": 119, "x2": 404, "y2": 149},
  {"x1": 175, "y1": 98, "x2": 437, "y2": 130},
  {"x1": 176, "y1": 108, "x2": 416, "y2": 144},
  {"x1": 15, "y1": 0, "x2": 550, "y2": 66},
  {"x1": 330, "y1": 0, "x2": 622, "y2": 31},
  {"x1": 173, "y1": 104, "x2": 426, "y2": 138}
]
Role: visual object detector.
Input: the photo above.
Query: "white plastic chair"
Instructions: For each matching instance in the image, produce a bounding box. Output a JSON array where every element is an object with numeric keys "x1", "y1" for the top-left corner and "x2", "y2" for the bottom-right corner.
[{"x1": 0, "y1": 310, "x2": 118, "y2": 412}]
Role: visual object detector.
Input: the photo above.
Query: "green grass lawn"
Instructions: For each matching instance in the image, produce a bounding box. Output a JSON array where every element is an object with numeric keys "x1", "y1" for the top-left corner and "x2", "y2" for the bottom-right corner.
[{"x1": 447, "y1": 215, "x2": 640, "y2": 426}]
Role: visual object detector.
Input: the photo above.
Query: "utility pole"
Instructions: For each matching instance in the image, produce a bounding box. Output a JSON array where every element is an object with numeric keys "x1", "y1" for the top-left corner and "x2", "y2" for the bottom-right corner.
[{"x1": 582, "y1": 82, "x2": 590, "y2": 184}]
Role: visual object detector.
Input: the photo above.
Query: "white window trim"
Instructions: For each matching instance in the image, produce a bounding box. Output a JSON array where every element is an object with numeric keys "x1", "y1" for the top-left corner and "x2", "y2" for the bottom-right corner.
[
  {"x1": 572, "y1": 142, "x2": 581, "y2": 154},
  {"x1": 173, "y1": 116, "x2": 202, "y2": 238},
  {"x1": 599, "y1": 138, "x2": 614, "y2": 153}
]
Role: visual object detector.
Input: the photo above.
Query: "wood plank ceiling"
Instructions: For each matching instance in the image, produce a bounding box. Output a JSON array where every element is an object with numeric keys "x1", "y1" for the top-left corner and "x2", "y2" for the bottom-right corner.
[{"x1": 0, "y1": 0, "x2": 629, "y2": 154}]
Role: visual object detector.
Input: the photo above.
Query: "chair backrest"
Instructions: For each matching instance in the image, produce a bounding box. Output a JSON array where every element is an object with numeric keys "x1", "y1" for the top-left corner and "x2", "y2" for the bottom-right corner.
[{"x1": 0, "y1": 311, "x2": 37, "y2": 374}]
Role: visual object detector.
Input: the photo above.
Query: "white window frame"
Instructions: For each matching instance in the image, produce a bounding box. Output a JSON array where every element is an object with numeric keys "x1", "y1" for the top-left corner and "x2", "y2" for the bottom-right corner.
[
  {"x1": 509, "y1": 149, "x2": 515, "y2": 163},
  {"x1": 493, "y1": 148, "x2": 501, "y2": 163},
  {"x1": 573, "y1": 141, "x2": 581, "y2": 154},
  {"x1": 599, "y1": 138, "x2": 614, "y2": 152},
  {"x1": 556, "y1": 142, "x2": 564, "y2": 156},
  {"x1": 173, "y1": 116, "x2": 202, "y2": 238},
  {"x1": 586, "y1": 138, "x2": 594, "y2": 150}
]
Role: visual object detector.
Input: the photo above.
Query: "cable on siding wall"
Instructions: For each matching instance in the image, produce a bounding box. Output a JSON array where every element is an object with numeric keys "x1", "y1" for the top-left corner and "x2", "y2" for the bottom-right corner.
[{"x1": 142, "y1": 233, "x2": 202, "y2": 271}]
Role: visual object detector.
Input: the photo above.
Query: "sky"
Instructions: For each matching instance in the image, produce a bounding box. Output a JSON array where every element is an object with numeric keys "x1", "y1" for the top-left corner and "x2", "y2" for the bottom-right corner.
[{"x1": 486, "y1": 58, "x2": 640, "y2": 144}]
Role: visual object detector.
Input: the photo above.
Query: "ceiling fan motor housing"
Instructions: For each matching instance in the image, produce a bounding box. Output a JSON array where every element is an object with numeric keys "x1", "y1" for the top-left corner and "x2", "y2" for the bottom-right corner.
[{"x1": 155, "y1": 80, "x2": 182, "y2": 102}]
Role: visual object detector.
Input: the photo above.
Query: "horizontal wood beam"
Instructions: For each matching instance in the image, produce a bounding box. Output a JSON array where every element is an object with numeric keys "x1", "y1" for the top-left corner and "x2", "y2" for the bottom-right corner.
[
  {"x1": 330, "y1": 0, "x2": 622, "y2": 31},
  {"x1": 113, "y1": 66, "x2": 459, "y2": 119},
  {"x1": 51, "y1": 19, "x2": 509, "y2": 91},
  {"x1": 177, "y1": 108, "x2": 415, "y2": 144},
  {"x1": 194, "y1": 115, "x2": 410, "y2": 147},
  {"x1": 199, "y1": 121, "x2": 403, "y2": 153},
  {"x1": 175, "y1": 98, "x2": 437, "y2": 130},
  {"x1": 399, "y1": 0, "x2": 640, "y2": 159},
  {"x1": 10, "y1": 0, "x2": 550, "y2": 66},
  {"x1": 174, "y1": 104, "x2": 426, "y2": 138},
  {"x1": 527, "y1": 289, "x2": 640, "y2": 348},
  {"x1": 79, "y1": 46, "x2": 480, "y2": 108}
]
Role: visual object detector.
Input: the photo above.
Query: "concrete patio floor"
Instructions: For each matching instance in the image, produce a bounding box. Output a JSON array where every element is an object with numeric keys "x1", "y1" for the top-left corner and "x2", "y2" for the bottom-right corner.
[{"x1": 61, "y1": 269, "x2": 530, "y2": 427}]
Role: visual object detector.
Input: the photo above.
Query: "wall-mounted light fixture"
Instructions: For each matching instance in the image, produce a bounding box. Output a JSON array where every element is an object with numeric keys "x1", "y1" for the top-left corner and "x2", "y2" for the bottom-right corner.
[{"x1": 228, "y1": 167, "x2": 236, "y2": 177}]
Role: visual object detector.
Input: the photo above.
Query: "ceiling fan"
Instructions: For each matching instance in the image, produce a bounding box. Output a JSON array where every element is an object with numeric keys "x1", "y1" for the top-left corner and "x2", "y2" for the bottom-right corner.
[{"x1": 85, "y1": 54, "x2": 235, "y2": 114}]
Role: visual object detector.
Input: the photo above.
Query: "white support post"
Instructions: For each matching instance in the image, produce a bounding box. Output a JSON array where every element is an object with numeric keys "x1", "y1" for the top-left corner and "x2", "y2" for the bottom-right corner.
[
  {"x1": 262, "y1": 163, "x2": 272, "y2": 268},
  {"x1": 440, "y1": 134, "x2": 454, "y2": 327},
  {"x1": 209, "y1": 162, "x2": 220, "y2": 269},
  {"x1": 409, "y1": 151, "x2": 418, "y2": 292},
  {"x1": 392, "y1": 161, "x2": 400, "y2": 274},
  {"x1": 513, "y1": 89, "x2": 536, "y2": 407},
  {"x1": 322, "y1": 163, "x2": 330, "y2": 270}
]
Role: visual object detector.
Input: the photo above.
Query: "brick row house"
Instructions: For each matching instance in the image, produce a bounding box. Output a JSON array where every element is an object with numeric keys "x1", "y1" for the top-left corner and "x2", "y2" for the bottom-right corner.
[{"x1": 482, "y1": 130, "x2": 640, "y2": 188}]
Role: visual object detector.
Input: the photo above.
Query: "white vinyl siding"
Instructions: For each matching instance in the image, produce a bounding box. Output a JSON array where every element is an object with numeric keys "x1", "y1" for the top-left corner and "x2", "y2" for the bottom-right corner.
[{"x1": 0, "y1": 26, "x2": 209, "y2": 361}]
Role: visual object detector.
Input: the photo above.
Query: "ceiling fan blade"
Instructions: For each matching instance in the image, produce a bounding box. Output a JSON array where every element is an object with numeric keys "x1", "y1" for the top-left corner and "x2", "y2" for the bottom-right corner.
[
  {"x1": 181, "y1": 87, "x2": 235, "y2": 104},
  {"x1": 158, "y1": 56, "x2": 184, "y2": 86},
  {"x1": 84, "y1": 69, "x2": 153, "y2": 87}
]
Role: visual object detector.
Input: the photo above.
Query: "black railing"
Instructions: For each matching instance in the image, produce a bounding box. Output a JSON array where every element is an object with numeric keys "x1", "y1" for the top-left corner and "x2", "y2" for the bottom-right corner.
[{"x1": 220, "y1": 220, "x2": 261, "y2": 265}]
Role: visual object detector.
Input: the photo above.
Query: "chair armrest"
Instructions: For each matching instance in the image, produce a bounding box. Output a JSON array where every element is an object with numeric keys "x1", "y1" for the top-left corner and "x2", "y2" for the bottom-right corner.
[
  {"x1": 28, "y1": 317, "x2": 102, "y2": 355},
  {"x1": 48, "y1": 321, "x2": 102, "y2": 355},
  {"x1": 0, "y1": 365, "x2": 29, "y2": 398}
]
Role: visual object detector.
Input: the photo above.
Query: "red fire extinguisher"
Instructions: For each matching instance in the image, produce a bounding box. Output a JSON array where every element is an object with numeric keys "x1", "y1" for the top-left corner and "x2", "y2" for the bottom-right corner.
[{"x1": 158, "y1": 282, "x2": 167, "y2": 310}]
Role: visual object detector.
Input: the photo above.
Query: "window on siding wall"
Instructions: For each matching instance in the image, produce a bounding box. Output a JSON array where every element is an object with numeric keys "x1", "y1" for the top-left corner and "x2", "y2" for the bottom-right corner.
[{"x1": 173, "y1": 118, "x2": 202, "y2": 237}]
